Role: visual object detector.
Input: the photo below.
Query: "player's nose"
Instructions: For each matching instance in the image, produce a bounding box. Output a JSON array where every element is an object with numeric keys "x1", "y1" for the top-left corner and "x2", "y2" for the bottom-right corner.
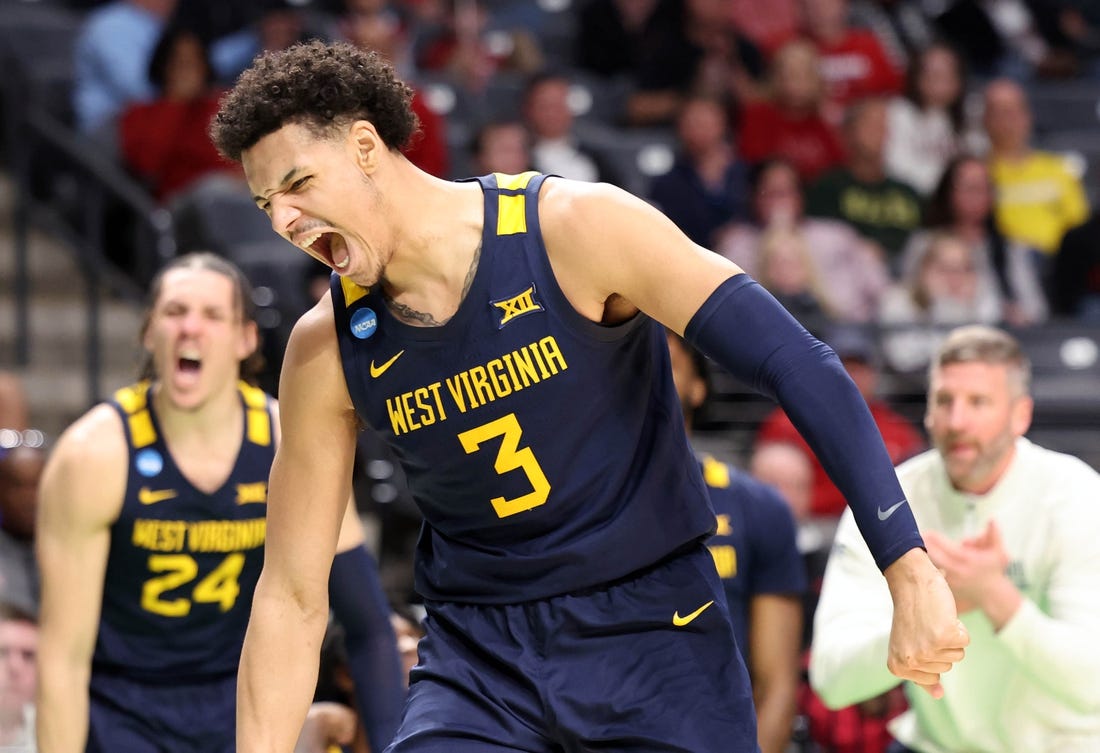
[{"x1": 268, "y1": 196, "x2": 302, "y2": 238}]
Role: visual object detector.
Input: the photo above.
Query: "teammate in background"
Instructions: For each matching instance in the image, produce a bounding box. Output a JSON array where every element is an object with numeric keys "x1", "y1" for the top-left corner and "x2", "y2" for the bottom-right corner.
[
  {"x1": 35, "y1": 253, "x2": 404, "y2": 753},
  {"x1": 211, "y1": 41, "x2": 966, "y2": 753},
  {"x1": 0, "y1": 602, "x2": 37, "y2": 750},
  {"x1": 668, "y1": 332, "x2": 806, "y2": 753},
  {"x1": 812, "y1": 325, "x2": 1100, "y2": 752}
]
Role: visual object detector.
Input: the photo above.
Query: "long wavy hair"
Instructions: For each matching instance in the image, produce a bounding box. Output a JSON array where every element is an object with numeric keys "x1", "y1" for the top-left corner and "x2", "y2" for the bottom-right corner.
[{"x1": 139, "y1": 252, "x2": 265, "y2": 385}]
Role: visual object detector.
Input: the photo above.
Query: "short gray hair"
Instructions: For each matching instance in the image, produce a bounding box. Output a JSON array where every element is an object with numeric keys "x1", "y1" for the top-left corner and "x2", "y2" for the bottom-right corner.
[{"x1": 932, "y1": 325, "x2": 1031, "y2": 396}]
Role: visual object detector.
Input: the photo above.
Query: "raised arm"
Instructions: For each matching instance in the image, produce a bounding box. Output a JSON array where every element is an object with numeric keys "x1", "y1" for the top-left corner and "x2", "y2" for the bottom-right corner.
[
  {"x1": 238, "y1": 295, "x2": 360, "y2": 752},
  {"x1": 36, "y1": 406, "x2": 127, "y2": 753},
  {"x1": 538, "y1": 178, "x2": 966, "y2": 693}
]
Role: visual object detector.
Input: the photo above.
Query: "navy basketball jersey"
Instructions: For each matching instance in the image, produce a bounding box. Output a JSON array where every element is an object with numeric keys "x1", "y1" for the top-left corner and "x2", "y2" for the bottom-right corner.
[
  {"x1": 700, "y1": 455, "x2": 806, "y2": 658},
  {"x1": 93, "y1": 380, "x2": 272, "y2": 681},
  {"x1": 331, "y1": 172, "x2": 717, "y2": 603}
]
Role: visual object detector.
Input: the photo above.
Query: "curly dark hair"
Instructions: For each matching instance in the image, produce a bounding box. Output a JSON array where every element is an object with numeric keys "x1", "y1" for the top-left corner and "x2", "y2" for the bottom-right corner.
[{"x1": 211, "y1": 40, "x2": 417, "y2": 162}]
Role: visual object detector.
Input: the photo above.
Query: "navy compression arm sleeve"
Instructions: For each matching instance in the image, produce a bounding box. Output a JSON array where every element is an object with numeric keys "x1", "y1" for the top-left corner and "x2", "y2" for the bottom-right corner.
[
  {"x1": 328, "y1": 545, "x2": 406, "y2": 752},
  {"x1": 684, "y1": 275, "x2": 924, "y2": 571}
]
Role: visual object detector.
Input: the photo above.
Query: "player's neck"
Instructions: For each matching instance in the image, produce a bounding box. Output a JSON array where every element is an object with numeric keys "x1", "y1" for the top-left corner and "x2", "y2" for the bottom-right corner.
[
  {"x1": 152, "y1": 379, "x2": 243, "y2": 443},
  {"x1": 378, "y1": 172, "x2": 485, "y2": 323}
]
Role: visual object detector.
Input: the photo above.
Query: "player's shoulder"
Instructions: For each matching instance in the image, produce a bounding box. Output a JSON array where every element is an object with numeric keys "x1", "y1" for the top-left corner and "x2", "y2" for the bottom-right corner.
[
  {"x1": 285, "y1": 291, "x2": 342, "y2": 365},
  {"x1": 537, "y1": 176, "x2": 644, "y2": 235},
  {"x1": 41, "y1": 401, "x2": 129, "y2": 523},
  {"x1": 54, "y1": 401, "x2": 127, "y2": 464}
]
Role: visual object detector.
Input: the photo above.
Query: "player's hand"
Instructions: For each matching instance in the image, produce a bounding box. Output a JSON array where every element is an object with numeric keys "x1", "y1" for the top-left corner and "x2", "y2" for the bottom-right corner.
[{"x1": 883, "y1": 548, "x2": 969, "y2": 699}]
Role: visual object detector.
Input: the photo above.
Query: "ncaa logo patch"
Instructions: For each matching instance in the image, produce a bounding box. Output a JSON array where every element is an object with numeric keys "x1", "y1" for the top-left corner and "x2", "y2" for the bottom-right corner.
[
  {"x1": 350, "y1": 308, "x2": 378, "y2": 339},
  {"x1": 135, "y1": 448, "x2": 164, "y2": 477},
  {"x1": 491, "y1": 284, "x2": 544, "y2": 328}
]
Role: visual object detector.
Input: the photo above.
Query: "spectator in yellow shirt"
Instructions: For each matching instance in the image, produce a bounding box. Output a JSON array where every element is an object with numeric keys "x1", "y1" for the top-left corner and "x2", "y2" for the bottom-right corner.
[{"x1": 983, "y1": 78, "x2": 1089, "y2": 257}]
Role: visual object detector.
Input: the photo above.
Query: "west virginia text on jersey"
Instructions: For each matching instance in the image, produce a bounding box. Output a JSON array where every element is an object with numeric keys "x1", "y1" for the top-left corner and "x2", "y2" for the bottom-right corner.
[
  {"x1": 384, "y1": 335, "x2": 567, "y2": 436},
  {"x1": 93, "y1": 381, "x2": 274, "y2": 681},
  {"x1": 332, "y1": 173, "x2": 717, "y2": 603}
]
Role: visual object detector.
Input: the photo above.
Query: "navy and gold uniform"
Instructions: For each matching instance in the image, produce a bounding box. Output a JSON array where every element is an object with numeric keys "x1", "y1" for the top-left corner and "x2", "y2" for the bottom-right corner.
[
  {"x1": 86, "y1": 380, "x2": 272, "y2": 753},
  {"x1": 701, "y1": 455, "x2": 807, "y2": 659},
  {"x1": 331, "y1": 173, "x2": 758, "y2": 751}
]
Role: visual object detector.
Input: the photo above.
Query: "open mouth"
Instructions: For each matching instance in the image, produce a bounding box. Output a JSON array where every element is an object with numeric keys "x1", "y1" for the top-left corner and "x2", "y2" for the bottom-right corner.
[
  {"x1": 178, "y1": 356, "x2": 201, "y2": 375},
  {"x1": 300, "y1": 231, "x2": 350, "y2": 270}
]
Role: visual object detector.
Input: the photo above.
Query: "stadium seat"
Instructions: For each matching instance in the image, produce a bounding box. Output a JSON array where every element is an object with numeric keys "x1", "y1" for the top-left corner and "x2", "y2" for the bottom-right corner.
[
  {"x1": 1026, "y1": 80, "x2": 1100, "y2": 138},
  {"x1": 170, "y1": 181, "x2": 278, "y2": 256},
  {"x1": 0, "y1": 3, "x2": 81, "y2": 122}
]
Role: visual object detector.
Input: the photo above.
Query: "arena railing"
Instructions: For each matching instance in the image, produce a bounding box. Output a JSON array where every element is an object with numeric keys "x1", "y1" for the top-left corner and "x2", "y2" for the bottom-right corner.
[{"x1": 6, "y1": 101, "x2": 176, "y2": 407}]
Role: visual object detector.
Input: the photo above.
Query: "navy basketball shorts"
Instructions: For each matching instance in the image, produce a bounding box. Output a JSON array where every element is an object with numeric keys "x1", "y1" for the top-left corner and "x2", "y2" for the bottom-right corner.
[
  {"x1": 387, "y1": 543, "x2": 759, "y2": 752},
  {"x1": 86, "y1": 671, "x2": 237, "y2": 753}
]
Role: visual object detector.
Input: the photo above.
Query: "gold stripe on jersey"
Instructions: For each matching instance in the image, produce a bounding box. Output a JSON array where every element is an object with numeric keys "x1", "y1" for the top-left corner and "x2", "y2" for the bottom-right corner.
[
  {"x1": 114, "y1": 381, "x2": 157, "y2": 448},
  {"x1": 494, "y1": 171, "x2": 538, "y2": 236},
  {"x1": 496, "y1": 171, "x2": 538, "y2": 191},
  {"x1": 497, "y1": 194, "x2": 526, "y2": 236},
  {"x1": 239, "y1": 382, "x2": 272, "y2": 447},
  {"x1": 341, "y1": 276, "x2": 369, "y2": 307}
]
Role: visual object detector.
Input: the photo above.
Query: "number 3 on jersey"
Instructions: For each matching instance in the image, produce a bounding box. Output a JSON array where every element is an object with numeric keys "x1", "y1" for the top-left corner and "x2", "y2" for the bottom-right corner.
[
  {"x1": 141, "y1": 553, "x2": 245, "y2": 617},
  {"x1": 457, "y1": 413, "x2": 551, "y2": 518}
]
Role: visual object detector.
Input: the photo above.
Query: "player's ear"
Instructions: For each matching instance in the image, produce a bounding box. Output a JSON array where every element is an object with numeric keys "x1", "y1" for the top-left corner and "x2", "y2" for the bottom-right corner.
[
  {"x1": 237, "y1": 320, "x2": 260, "y2": 362},
  {"x1": 350, "y1": 120, "x2": 382, "y2": 175}
]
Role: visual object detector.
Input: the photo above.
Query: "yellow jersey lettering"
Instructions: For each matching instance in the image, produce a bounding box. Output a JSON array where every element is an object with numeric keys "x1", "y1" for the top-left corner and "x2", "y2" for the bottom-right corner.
[
  {"x1": 457, "y1": 413, "x2": 551, "y2": 518},
  {"x1": 381, "y1": 339, "x2": 571, "y2": 436},
  {"x1": 530, "y1": 342, "x2": 552, "y2": 379},
  {"x1": 500, "y1": 352, "x2": 523, "y2": 391},
  {"x1": 715, "y1": 514, "x2": 732, "y2": 537},
  {"x1": 709, "y1": 544, "x2": 738, "y2": 579},
  {"x1": 426, "y1": 382, "x2": 448, "y2": 422},
  {"x1": 413, "y1": 387, "x2": 438, "y2": 427},
  {"x1": 458, "y1": 371, "x2": 477, "y2": 409},
  {"x1": 467, "y1": 365, "x2": 496, "y2": 406},
  {"x1": 131, "y1": 520, "x2": 187, "y2": 552},
  {"x1": 187, "y1": 519, "x2": 266, "y2": 553},
  {"x1": 445, "y1": 376, "x2": 468, "y2": 414},
  {"x1": 235, "y1": 481, "x2": 267, "y2": 505},
  {"x1": 399, "y1": 392, "x2": 422, "y2": 432},
  {"x1": 385, "y1": 396, "x2": 410, "y2": 435},
  {"x1": 510, "y1": 347, "x2": 540, "y2": 387},
  {"x1": 485, "y1": 359, "x2": 513, "y2": 399},
  {"x1": 492, "y1": 286, "x2": 543, "y2": 327},
  {"x1": 141, "y1": 552, "x2": 249, "y2": 617},
  {"x1": 538, "y1": 336, "x2": 568, "y2": 375}
]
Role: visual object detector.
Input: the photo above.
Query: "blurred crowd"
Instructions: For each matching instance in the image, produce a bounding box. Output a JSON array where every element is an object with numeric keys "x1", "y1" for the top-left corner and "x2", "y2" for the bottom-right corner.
[{"x1": 45, "y1": 0, "x2": 1100, "y2": 373}]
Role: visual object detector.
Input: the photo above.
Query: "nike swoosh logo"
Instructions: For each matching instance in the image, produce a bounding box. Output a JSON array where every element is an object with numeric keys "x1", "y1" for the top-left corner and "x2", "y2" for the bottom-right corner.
[
  {"x1": 877, "y1": 500, "x2": 907, "y2": 521},
  {"x1": 369, "y1": 350, "x2": 405, "y2": 378},
  {"x1": 138, "y1": 487, "x2": 178, "y2": 506},
  {"x1": 672, "y1": 600, "x2": 714, "y2": 627}
]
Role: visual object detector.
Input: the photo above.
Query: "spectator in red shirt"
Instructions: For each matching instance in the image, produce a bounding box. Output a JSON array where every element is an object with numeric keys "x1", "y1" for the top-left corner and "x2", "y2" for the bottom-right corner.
[
  {"x1": 755, "y1": 325, "x2": 924, "y2": 517},
  {"x1": 798, "y1": 0, "x2": 903, "y2": 122},
  {"x1": 738, "y1": 39, "x2": 846, "y2": 183},
  {"x1": 119, "y1": 26, "x2": 241, "y2": 203}
]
